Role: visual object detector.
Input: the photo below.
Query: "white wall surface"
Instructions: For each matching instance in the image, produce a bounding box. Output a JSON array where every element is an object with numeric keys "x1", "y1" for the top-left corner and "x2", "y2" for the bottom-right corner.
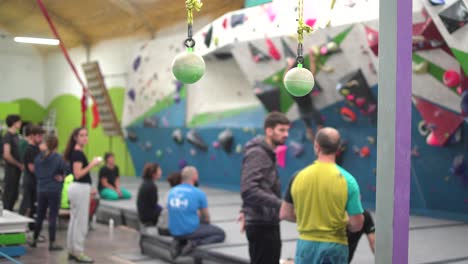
[
  {"x1": 44, "y1": 35, "x2": 148, "y2": 105},
  {"x1": 0, "y1": 38, "x2": 45, "y2": 105}
]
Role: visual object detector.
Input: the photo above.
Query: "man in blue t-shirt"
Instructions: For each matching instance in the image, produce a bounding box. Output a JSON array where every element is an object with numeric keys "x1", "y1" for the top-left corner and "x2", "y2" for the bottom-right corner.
[{"x1": 168, "y1": 166, "x2": 225, "y2": 258}]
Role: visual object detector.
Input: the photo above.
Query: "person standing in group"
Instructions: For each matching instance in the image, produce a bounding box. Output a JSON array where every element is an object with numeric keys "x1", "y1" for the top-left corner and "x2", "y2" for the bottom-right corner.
[
  {"x1": 280, "y1": 127, "x2": 364, "y2": 264},
  {"x1": 64, "y1": 128, "x2": 102, "y2": 263},
  {"x1": 347, "y1": 209, "x2": 375, "y2": 263},
  {"x1": 19, "y1": 125, "x2": 45, "y2": 230},
  {"x1": 239, "y1": 112, "x2": 290, "y2": 264},
  {"x1": 2, "y1": 114, "x2": 23, "y2": 211},
  {"x1": 30, "y1": 135, "x2": 67, "y2": 251}
]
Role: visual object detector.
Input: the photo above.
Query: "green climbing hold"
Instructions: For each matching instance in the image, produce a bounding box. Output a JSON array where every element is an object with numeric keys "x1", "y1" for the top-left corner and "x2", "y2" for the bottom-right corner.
[
  {"x1": 156, "y1": 149, "x2": 163, "y2": 158},
  {"x1": 172, "y1": 51, "x2": 206, "y2": 84}
]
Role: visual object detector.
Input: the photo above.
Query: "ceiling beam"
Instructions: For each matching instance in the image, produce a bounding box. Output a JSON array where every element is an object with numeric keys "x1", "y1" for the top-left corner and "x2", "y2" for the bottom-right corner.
[{"x1": 107, "y1": 0, "x2": 156, "y2": 37}]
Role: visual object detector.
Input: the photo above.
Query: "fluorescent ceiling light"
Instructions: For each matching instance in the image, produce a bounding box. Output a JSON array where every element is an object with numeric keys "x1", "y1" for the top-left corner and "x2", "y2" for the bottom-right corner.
[{"x1": 14, "y1": 37, "x2": 59, "y2": 45}]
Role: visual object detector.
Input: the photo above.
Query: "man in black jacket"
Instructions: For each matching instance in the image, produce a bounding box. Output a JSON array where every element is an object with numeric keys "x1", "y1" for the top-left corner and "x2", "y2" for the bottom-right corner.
[{"x1": 240, "y1": 112, "x2": 290, "y2": 264}]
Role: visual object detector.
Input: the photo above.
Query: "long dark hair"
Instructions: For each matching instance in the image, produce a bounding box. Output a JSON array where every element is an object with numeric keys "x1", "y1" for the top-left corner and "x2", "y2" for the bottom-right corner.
[
  {"x1": 63, "y1": 127, "x2": 86, "y2": 162},
  {"x1": 142, "y1": 163, "x2": 160, "y2": 180}
]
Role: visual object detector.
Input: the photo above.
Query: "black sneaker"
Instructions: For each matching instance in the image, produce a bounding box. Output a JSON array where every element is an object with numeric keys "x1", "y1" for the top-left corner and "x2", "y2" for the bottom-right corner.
[
  {"x1": 170, "y1": 239, "x2": 183, "y2": 259},
  {"x1": 181, "y1": 240, "x2": 195, "y2": 256},
  {"x1": 49, "y1": 243, "x2": 64, "y2": 251},
  {"x1": 29, "y1": 240, "x2": 37, "y2": 248}
]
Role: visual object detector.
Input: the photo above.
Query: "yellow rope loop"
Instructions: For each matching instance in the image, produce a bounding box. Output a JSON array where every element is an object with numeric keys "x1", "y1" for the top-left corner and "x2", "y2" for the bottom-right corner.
[
  {"x1": 186, "y1": 0, "x2": 203, "y2": 24},
  {"x1": 297, "y1": 20, "x2": 313, "y2": 44}
]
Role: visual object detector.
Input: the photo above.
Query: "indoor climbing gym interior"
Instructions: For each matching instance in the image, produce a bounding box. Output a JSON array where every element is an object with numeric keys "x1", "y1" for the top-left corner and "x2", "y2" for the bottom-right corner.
[{"x1": 0, "y1": 0, "x2": 467, "y2": 263}]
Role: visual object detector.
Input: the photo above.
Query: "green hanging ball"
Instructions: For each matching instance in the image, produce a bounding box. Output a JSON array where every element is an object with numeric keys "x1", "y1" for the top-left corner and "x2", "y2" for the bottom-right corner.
[
  {"x1": 172, "y1": 50, "x2": 205, "y2": 84},
  {"x1": 283, "y1": 66, "x2": 315, "y2": 97}
]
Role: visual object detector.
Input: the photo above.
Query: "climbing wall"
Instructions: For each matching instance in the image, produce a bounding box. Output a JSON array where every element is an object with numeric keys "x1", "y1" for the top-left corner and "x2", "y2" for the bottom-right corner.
[{"x1": 121, "y1": 0, "x2": 468, "y2": 220}]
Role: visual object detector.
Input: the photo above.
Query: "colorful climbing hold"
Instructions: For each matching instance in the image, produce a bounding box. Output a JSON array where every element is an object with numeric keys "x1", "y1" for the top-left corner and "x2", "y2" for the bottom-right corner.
[
  {"x1": 133, "y1": 56, "x2": 141, "y2": 71},
  {"x1": 443, "y1": 70, "x2": 461, "y2": 88},
  {"x1": 235, "y1": 144, "x2": 243, "y2": 153},
  {"x1": 340, "y1": 107, "x2": 357, "y2": 122},
  {"x1": 178, "y1": 159, "x2": 187, "y2": 169},
  {"x1": 190, "y1": 148, "x2": 197, "y2": 156},
  {"x1": 360, "y1": 146, "x2": 370, "y2": 158},
  {"x1": 156, "y1": 149, "x2": 163, "y2": 158}
]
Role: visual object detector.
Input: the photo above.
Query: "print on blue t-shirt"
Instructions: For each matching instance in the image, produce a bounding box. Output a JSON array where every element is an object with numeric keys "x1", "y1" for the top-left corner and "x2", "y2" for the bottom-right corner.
[{"x1": 167, "y1": 183, "x2": 208, "y2": 236}]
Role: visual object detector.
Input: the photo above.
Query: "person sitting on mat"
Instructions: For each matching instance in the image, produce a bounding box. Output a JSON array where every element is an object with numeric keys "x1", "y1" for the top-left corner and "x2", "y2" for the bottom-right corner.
[
  {"x1": 168, "y1": 166, "x2": 225, "y2": 258},
  {"x1": 98, "y1": 152, "x2": 131, "y2": 200},
  {"x1": 137, "y1": 163, "x2": 163, "y2": 227},
  {"x1": 157, "y1": 171, "x2": 182, "y2": 236}
]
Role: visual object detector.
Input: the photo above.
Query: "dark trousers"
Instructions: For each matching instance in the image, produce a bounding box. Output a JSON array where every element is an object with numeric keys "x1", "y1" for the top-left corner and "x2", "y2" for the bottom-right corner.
[
  {"x1": 2, "y1": 167, "x2": 21, "y2": 211},
  {"x1": 246, "y1": 224, "x2": 282, "y2": 264},
  {"x1": 34, "y1": 192, "x2": 60, "y2": 243},
  {"x1": 19, "y1": 183, "x2": 37, "y2": 230},
  {"x1": 175, "y1": 224, "x2": 225, "y2": 247}
]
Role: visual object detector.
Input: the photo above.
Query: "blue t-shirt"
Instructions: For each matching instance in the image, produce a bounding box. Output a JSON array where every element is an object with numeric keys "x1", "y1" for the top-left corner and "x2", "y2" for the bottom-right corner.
[{"x1": 167, "y1": 183, "x2": 208, "y2": 236}]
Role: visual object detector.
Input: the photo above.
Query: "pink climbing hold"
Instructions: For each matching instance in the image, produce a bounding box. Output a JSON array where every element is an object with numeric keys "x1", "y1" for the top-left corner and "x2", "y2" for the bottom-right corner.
[
  {"x1": 265, "y1": 37, "x2": 281, "y2": 61},
  {"x1": 276, "y1": 145, "x2": 287, "y2": 168},
  {"x1": 222, "y1": 18, "x2": 228, "y2": 29},
  {"x1": 426, "y1": 132, "x2": 443, "y2": 147},
  {"x1": 320, "y1": 46, "x2": 328, "y2": 55},
  {"x1": 213, "y1": 141, "x2": 220, "y2": 148},
  {"x1": 346, "y1": 94, "x2": 355, "y2": 101},
  {"x1": 305, "y1": 18, "x2": 316, "y2": 27},
  {"x1": 210, "y1": 155, "x2": 216, "y2": 160},
  {"x1": 264, "y1": 3, "x2": 277, "y2": 22},
  {"x1": 355, "y1": 97, "x2": 366, "y2": 107}
]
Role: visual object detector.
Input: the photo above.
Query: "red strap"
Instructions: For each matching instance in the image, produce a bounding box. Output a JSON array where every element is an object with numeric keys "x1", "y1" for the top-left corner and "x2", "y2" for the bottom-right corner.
[
  {"x1": 36, "y1": 0, "x2": 87, "y2": 93},
  {"x1": 36, "y1": 0, "x2": 101, "y2": 128}
]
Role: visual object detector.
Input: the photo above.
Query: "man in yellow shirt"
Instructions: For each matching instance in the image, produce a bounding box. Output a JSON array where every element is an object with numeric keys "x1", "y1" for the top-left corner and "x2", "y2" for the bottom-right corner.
[{"x1": 280, "y1": 127, "x2": 364, "y2": 264}]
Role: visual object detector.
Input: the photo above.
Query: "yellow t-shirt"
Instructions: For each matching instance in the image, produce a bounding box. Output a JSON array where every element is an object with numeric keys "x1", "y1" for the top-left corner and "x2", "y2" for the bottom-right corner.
[{"x1": 284, "y1": 161, "x2": 363, "y2": 245}]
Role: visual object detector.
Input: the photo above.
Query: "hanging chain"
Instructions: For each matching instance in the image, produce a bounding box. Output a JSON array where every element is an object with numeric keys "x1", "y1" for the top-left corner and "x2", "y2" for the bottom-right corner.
[
  {"x1": 296, "y1": 0, "x2": 312, "y2": 65},
  {"x1": 184, "y1": 0, "x2": 202, "y2": 49}
]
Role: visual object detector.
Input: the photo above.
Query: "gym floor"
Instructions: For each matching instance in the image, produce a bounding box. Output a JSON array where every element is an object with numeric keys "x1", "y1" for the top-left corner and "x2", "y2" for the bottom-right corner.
[{"x1": 2, "y1": 176, "x2": 468, "y2": 264}]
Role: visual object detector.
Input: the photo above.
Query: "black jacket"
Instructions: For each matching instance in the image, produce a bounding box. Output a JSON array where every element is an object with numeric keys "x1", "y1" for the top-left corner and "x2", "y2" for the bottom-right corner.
[
  {"x1": 137, "y1": 179, "x2": 160, "y2": 225},
  {"x1": 241, "y1": 136, "x2": 282, "y2": 225}
]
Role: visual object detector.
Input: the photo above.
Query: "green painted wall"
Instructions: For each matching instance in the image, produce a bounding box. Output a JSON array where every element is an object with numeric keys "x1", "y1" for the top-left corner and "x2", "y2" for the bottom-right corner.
[
  {"x1": 13, "y1": 98, "x2": 46, "y2": 123},
  {"x1": 2, "y1": 87, "x2": 135, "y2": 176},
  {"x1": 0, "y1": 102, "x2": 20, "y2": 121}
]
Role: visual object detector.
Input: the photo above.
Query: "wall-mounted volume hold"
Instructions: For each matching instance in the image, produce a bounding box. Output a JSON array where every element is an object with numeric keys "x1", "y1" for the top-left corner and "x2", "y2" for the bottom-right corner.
[
  {"x1": 218, "y1": 129, "x2": 234, "y2": 153},
  {"x1": 187, "y1": 129, "x2": 208, "y2": 151},
  {"x1": 172, "y1": 129, "x2": 184, "y2": 145}
]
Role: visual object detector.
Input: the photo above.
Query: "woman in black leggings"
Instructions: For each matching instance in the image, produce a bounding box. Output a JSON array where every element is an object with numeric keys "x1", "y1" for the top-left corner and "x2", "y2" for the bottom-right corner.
[{"x1": 30, "y1": 135, "x2": 67, "y2": 250}]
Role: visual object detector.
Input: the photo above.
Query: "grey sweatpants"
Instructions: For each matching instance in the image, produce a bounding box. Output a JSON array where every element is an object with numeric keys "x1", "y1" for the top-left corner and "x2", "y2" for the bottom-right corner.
[{"x1": 67, "y1": 182, "x2": 90, "y2": 254}]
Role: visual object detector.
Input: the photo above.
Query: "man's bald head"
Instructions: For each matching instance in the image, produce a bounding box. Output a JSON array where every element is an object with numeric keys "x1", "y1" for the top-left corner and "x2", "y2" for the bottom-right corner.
[
  {"x1": 315, "y1": 127, "x2": 341, "y2": 155},
  {"x1": 181, "y1": 166, "x2": 198, "y2": 183}
]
